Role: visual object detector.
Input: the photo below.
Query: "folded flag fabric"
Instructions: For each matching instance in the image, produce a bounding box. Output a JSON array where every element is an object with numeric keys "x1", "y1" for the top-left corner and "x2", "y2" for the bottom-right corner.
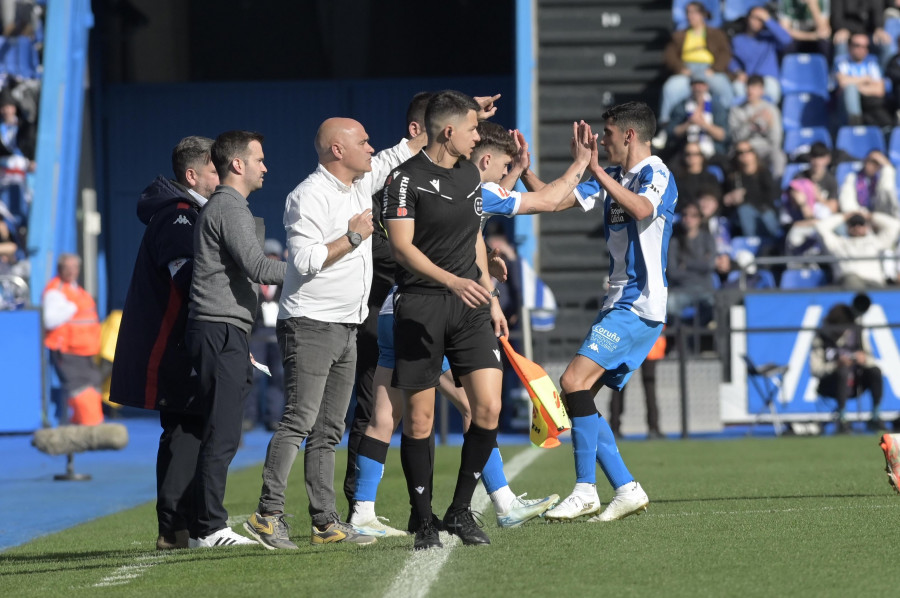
[{"x1": 499, "y1": 336, "x2": 570, "y2": 448}]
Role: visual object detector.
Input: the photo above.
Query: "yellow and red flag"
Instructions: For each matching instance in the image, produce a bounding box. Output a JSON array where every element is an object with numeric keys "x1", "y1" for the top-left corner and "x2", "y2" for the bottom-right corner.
[{"x1": 499, "y1": 336, "x2": 570, "y2": 448}]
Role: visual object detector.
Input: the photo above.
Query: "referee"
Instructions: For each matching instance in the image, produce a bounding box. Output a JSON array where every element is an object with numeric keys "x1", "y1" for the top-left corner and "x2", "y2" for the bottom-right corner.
[{"x1": 384, "y1": 90, "x2": 507, "y2": 550}]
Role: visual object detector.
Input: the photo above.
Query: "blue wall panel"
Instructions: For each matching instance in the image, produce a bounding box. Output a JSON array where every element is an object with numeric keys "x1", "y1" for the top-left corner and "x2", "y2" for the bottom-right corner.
[
  {"x1": 0, "y1": 310, "x2": 43, "y2": 432},
  {"x1": 101, "y1": 76, "x2": 513, "y2": 309}
]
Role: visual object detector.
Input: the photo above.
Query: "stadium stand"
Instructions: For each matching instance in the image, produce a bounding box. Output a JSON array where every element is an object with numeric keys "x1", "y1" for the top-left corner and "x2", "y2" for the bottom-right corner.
[
  {"x1": 672, "y1": 0, "x2": 722, "y2": 29},
  {"x1": 835, "y1": 161, "x2": 863, "y2": 188},
  {"x1": 781, "y1": 93, "x2": 829, "y2": 130},
  {"x1": 783, "y1": 127, "x2": 832, "y2": 158},
  {"x1": 779, "y1": 267, "x2": 826, "y2": 289},
  {"x1": 779, "y1": 54, "x2": 830, "y2": 99},
  {"x1": 835, "y1": 126, "x2": 886, "y2": 160}
]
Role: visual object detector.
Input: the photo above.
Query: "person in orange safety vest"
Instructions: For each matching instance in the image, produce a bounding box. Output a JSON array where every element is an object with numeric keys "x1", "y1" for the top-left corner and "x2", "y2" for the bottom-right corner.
[{"x1": 42, "y1": 253, "x2": 103, "y2": 425}]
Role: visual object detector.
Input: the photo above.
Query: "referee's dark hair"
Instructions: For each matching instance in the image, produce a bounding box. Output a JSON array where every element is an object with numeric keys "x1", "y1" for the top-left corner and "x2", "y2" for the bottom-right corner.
[
  {"x1": 424, "y1": 90, "x2": 480, "y2": 140},
  {"x1": 211, "y1": 130, "x2": 264, "y2": 179},
  {"x1": 406, "y1": 92, "x2": 433, "y2": 129},
  {"x1": 172, "y1": 136, "x2": 214, "y2": 183},
  {"x1": 601, "y1": 101, "x2": 656, "y2": 144},
  {"x1": 472, "y1": 120, "x2": 517, "y2": 160}
]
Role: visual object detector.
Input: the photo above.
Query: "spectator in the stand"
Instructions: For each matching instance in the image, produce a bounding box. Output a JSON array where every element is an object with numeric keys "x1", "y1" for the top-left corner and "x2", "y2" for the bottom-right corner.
[
  {"x1": 839, "y1": 150, "x2": 900, "y2": 216},
  {"x1": 0, "y1": 217, "x2": 19, "y2": 272},
  {"x1": 666, "y1": 202, "x2": 717, "y2": 325},
  {"x1": 697, "y1": 186, "x2": 733, "y2": 254},
  {"x1": 730, "y1": 6, "x2": 793, "y2": 103},
  {"x1": 814, "y1": 210, "x2": 900, "y2": 287},
  {"x1": 714, "y1": 251, "x2": 735, "y2": 286},
  {"x1": 784, "y1": 145, "x2": 840, "y2": 253},
  {"x1": 833, "y1": 32, "x2": 893, "y2": 126},
  {"x1": 244, "y1": 238, "x2": 286, "y2": 433},
  {"x1": 883, "y1": 35, "x2": 900, "y2": 119},
  {"x1": 729, "y1": 75, "x2": 786, "y2": 176},
  {"x1": 810, "y1": 293, "x2": 884, "y2": 432},
  {"x1": 0, "y1": 89, "x2": 35, "y2": 235},
  {"x1": 0, "y1": 0, "x2": 39, "y2": 37},
  {"x1": 832, "y1": 0, "x2": 892, "y2": 64},
  {"x1": 667, "y1": 74, "x2": 730, "y2": 163},
  {"x1": 722, "y1": 141, "x2": 782, "y2": 249},
  {"x1": 42, "y1": 253, "x2": 104, "y2": 426},
  {"x1": 797, "y1": 142, "x2": 839, "y2": 207},
  {"x1": 657, "y1": 1, "x2": 733, "y2": 143},
  {"x1": 608, "y1": 332, "x2": 666, "y2": 441},
  {"x1": 723, "y1": 248, "x2": 777, "y2": 289},
  {"x1": 671, "y1": 142, "x2": 723, "y2": 210},
  {"x1": 777, "y1": 0, "x2": 831, "y2": 54}
]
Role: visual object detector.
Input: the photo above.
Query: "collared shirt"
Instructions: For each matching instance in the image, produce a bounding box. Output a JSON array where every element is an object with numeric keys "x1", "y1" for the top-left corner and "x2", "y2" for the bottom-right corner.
[{"x1": 280, "y1": 139, "x2": 412, "y2": 323}]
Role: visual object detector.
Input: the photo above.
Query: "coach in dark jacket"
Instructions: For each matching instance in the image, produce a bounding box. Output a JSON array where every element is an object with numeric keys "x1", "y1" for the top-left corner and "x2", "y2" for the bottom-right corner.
[{"x1": 110, "y1": 136, "x2": 220, "y2": 550}]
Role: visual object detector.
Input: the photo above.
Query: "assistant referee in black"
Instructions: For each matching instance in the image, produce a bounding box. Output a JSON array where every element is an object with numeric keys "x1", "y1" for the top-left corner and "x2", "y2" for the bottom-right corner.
[{"x1": 384, "y1": 90, "x2": 508, "y2": 550}]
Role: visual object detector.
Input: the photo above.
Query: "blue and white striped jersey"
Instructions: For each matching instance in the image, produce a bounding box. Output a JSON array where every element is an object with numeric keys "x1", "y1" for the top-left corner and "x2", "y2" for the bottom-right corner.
[
  {"x1": 573, "y1": 155, "x2": 678, "y2": 322},
  {"x1": 480, "y1": 182, "x2": 522, "y2": 217}
]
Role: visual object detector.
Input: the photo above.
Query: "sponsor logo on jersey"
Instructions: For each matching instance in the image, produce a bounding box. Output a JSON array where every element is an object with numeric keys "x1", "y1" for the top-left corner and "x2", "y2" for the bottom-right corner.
[
  {"x1": 607, "y1": 201, "x2": 631, "y2": 226},
  {"x1": 430, "y1": 178, "x2": 440, "y2": 192},
  {"x1": 396, "y1": 175, "x2": 409, "y2": 217},
  {"x1": 590, "y1": 325, "x2": 621, "y2": 352},
  {"x1": 174, "y1": 215, "x2": 191, "y2": 225}
]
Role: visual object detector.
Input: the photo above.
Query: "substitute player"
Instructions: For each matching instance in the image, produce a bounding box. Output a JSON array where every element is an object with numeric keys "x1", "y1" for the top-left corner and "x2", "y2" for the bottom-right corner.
[{"x1": 536, "y1": 101, "x2": 678, "y2": 522}]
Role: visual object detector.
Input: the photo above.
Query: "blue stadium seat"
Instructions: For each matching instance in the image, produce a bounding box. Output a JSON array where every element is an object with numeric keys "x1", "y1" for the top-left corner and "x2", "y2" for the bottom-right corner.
[
  {"x1": 783, "y1": 127, "x2": 832, "y2": 158},
  {"x1": 731, "y1": 235, "x2": 762, "y2": 256},
  {"x1": 723, "y1": 0, "x2": 767, "y2": 22},
  {"x1": 780, "y1": 54, "x2": 830, "y2": 99},
  {"x1": 707, "y1": 164, "x2": 725, "y2": 183},
  {"x1": 889, "y1": 127, "x2": 900, "y2": 165},
  {"x1": 835, "y1": 161, "x2": 861, "y2": 188},
  {"x1": 835, "y1": 126, "x2": 886, "y2": 160},
  {"x1": 779, "y1": 268, "x2": 825, "y2": 289},
  {"x1": 885, "y1": 18, "x2": 900, "y2": 59},
  {"x1": 726, "y1": 269, "x2": 776, "y2": 289},
  {"x1": 781, "y1": 93, "x2": 829, "y2": 130},
  {"x1": 780, "y1": 162, "x2": 806, "y2": 190},
  {"x1": 672, "y1": 0, "x2": 722, "y2": 29}
]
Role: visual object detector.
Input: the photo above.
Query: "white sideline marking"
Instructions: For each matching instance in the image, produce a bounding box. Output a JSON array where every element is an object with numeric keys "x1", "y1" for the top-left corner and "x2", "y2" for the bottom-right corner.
[
  {"x1": 382, "y1": 448, "x2": 545, "y2": 598},
  {"x1": 650, "y1": 503, "x2": 900, "y2": 518},
  {"x1": 92, "y1": 554, "x2": 167, "y2": 587}
]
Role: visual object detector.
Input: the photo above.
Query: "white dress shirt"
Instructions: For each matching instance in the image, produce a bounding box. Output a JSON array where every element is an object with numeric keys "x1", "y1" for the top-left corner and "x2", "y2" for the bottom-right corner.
[{"x1": 279, "y1": 139, "x2": 412, "y2": 323}]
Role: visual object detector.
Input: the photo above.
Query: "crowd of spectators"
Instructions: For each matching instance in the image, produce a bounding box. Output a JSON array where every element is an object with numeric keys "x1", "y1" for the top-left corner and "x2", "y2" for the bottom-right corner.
[
  {"x1": 657, "y1": 0, "x2": 900, "y2": 330},
  {"x1": 0, "y1": 0, "x2": 43, "y2": 308}
]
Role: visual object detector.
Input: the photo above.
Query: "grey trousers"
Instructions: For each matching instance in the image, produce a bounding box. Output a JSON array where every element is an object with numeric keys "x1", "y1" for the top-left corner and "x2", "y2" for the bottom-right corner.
[{"x1": 258, "y1": 316, "x2": 357, "y2": 527}]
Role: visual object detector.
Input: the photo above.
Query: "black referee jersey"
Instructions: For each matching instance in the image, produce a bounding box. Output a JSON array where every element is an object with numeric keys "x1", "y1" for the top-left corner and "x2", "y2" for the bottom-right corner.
[{"x1": 382, "y1": 150, "x2": 484, "y2": 293}]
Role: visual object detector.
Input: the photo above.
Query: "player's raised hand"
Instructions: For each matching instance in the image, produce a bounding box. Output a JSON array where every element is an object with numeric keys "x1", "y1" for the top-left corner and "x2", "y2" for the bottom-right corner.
[
  {"x1": 474, "y1": 94, "x2": 501, "y2": 120},
  {"x1": 509, "y1": 129, "x2": 531, "y2": 172},
  {"x1": 448, "y1": 276, "x2": 492, "y2": 308},
  {"x1": 571, "y1": 121, "x2": 593, "y2": 164},
  {"x1": 348, "y1": 208, "x2": 374, "y2": 240}
]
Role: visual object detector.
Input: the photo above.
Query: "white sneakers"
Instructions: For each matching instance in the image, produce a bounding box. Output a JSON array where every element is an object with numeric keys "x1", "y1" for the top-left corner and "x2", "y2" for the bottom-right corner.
[
  {"x1": 544, "y1": 482, "x2": 650, "y2": 522},
  {"x1": 349, "y1": 502, "x2": 410, "y2": 537},
  {"x1": 588, "y1": 481, "x2": 649, "y2": 522},
  {"x1": 496, "y1": 493, "x2": 560, "y2": 528},
  {"x1": 189, "y1": 526, "x2": 259, "y2": 548},
  {"x1": 543, "y1": 485, "x2": 602, "y2": 521}
]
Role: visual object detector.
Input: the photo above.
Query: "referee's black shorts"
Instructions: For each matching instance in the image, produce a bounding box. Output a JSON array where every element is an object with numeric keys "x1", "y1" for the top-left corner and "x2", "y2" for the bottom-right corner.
[{"x1": 392, "y1": 291, "x2": 503, "y2": 390}]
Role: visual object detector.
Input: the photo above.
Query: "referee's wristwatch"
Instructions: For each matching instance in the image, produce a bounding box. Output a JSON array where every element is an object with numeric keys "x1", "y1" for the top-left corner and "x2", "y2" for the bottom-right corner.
[
  {"x1": 346, "y1": 230, "x2": 362, "y2": 249},
  {"x1": 490, "y1": 287, "x2": 500, "y2": 299}
]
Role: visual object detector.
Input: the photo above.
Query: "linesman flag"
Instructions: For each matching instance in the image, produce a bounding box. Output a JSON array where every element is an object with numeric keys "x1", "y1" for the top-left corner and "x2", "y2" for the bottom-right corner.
[{"x1": 499, "y1": 336, "x2": 570, "y2": 448}]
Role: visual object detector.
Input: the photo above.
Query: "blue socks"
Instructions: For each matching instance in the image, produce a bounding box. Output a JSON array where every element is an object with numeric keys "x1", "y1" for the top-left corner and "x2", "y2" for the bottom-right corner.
[
  {"x1": 481, "y1": 446, "x2": 507, "y2": 494},
  {"x1": 571, "y1": 415, "x2": 600, "y2": 484},
  {"x1": 355, "y1": 435, "x2": 389, "y2": 502},
  {"x1": 596, "y1": 415, "x2": 633, "y2": 489}
]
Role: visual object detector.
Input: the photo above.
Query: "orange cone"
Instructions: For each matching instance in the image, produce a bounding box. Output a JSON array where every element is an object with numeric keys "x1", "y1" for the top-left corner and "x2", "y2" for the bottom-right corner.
[{"x1": 499, "y1": 336, "x2": 570, "y2": 448}]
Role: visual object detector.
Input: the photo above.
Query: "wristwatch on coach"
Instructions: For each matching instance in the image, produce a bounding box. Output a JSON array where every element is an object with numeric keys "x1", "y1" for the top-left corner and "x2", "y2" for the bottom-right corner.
[
  {"x1": 490, "y1": 288, "x2": 500, "y2": 299},
  {"x1": 346, "y1": 230, "x2": 362, "y2": 249}
]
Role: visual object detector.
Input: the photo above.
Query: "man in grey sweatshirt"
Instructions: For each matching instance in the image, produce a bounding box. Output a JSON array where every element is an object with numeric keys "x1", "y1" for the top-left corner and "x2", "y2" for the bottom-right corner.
[{"x1": 185, "y1": 130, "x2": 286, "y2": 548}]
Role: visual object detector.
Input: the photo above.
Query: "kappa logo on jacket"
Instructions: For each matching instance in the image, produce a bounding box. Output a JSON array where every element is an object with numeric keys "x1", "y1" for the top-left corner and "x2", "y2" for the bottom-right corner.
[{"x1": 173, "y1": 215, "x2": 191, "y2": 225}]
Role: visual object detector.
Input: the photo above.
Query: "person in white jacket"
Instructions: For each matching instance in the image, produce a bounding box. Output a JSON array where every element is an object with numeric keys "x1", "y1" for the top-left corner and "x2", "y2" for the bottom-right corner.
[
  {"x1": 838, "y1": 151, "x2": 899, "y2": 218},
  {"x1": 814, "y1": 210, "x2": 900, "y2": 288}
]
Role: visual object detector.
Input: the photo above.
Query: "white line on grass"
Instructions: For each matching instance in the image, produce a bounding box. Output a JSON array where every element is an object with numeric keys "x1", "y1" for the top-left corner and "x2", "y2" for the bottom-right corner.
[
  {"x1": 92, "y1": 554, "x2": 168, "y2": 587},
  {"x1": 649, "y1": 503, "x2": 900, "y2": 518},
  {"x1": 382, "y1": 448, "x2": 546, "y2": 598}
]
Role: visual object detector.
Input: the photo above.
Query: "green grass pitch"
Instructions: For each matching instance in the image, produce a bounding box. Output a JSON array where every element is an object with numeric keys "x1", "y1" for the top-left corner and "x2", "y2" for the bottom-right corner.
[{"x1": 2, "y1": 434, "x2": 898, "y2": 597}]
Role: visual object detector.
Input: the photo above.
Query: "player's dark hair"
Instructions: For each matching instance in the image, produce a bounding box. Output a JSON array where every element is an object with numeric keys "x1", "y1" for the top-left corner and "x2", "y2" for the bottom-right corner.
[
  {"x1": 473, "y1": 120, "x2": 517, "y2": 159},
  {"x1": 424, "y1": 90, "x2": 480, "y2": 140},
  {"x1": 172, "y1": 136, "x2": 214, "y2": 182},
  {"x1": 747, "y1": 74, "x2": 764, "y2": 87},
  {"x1": 601, "y1": 101, "x2": 656, "y2": 144},
  {"x1": 406, "y1": 92, "x2": 433, "y2": 129},
  {"x1": 211, "y1": 130, "x2": 264, "y2": 179}
]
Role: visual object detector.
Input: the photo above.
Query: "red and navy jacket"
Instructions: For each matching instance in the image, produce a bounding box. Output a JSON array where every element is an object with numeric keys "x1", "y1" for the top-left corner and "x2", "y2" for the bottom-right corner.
[{"x1": 109, "y1": 176, "x2": 201, "y2": 412}]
